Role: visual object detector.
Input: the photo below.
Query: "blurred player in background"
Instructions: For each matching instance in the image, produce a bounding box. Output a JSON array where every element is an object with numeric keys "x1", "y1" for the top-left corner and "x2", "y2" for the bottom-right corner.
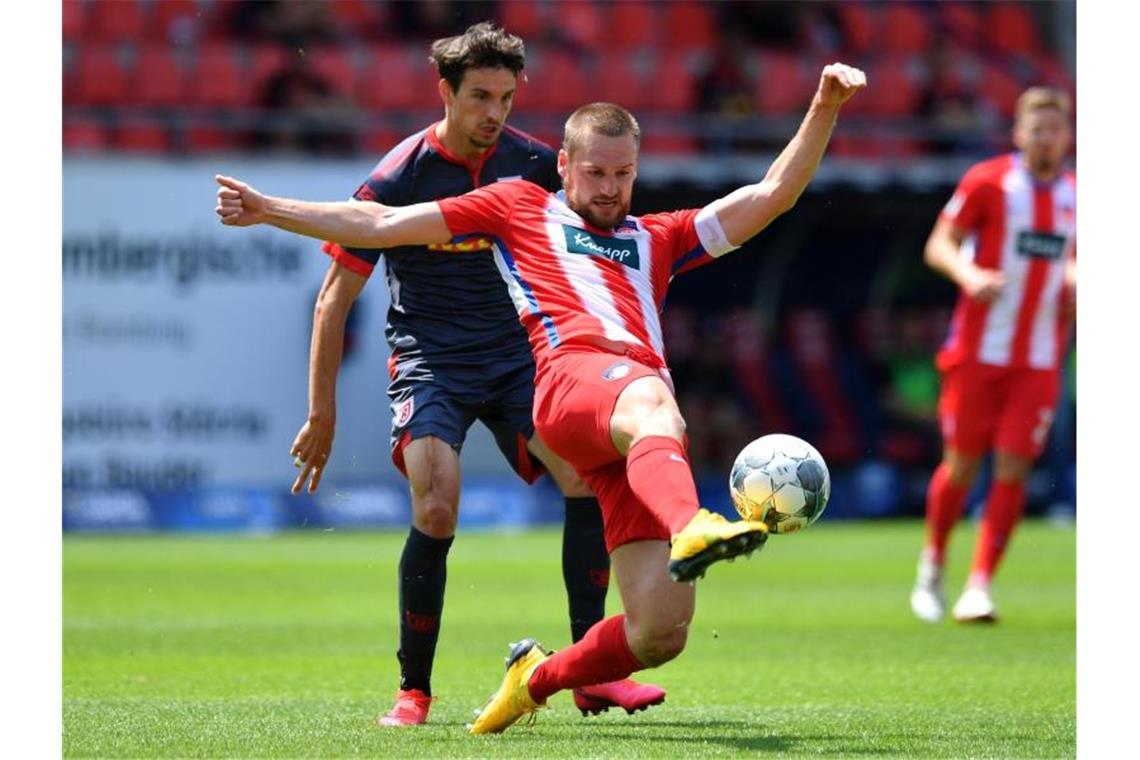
[
  {"x1": 215, "y1": 61, "x2": 866, "y2": 733},
  {"x1": 910, "y1": 87, "x2": 1075, "y2": 624},
  {"x1": 290, "y1": 23, "x2": 663, "y2": 725}
]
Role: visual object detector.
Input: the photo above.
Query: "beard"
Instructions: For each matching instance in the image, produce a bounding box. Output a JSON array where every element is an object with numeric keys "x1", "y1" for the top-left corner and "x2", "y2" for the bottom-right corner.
[{"x1": 573, "y1": 198, "x2": 630, "y2": 230}]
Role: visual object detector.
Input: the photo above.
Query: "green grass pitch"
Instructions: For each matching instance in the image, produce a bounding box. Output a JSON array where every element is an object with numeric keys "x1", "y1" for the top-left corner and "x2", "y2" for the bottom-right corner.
[{"x1": 63, "y1": 520, "x2": 1074, "y2": 758}]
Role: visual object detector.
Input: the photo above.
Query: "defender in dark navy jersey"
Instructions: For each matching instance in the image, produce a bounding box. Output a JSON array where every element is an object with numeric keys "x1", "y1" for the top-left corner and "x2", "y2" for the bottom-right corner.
[{"x1": 287, "y1": 23, "x2": 664, "y2": 726}]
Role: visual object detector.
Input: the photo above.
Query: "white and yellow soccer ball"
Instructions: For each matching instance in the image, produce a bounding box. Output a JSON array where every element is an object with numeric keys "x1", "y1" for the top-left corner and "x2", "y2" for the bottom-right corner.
[{"x1": 729, "y1": 434, "x2": 830, "y2": 534}]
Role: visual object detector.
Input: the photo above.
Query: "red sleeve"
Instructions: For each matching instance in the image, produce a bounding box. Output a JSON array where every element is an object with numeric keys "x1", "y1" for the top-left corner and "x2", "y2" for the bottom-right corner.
[
  {"x1": 940, "y1": 162, "x2": 998, "y2": 232},
  {"x1": 437, "y1": 179, "x2": 533, "y2": 241},
  {"x1": 639, "y1": 208, "x2": 714, "y2": 277}
]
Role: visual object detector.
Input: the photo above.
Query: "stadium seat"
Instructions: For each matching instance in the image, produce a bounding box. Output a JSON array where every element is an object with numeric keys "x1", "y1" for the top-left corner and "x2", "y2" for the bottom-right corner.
[
  {"x1": 188, "y1": 44, "x2": 249, "y2": 108},
  {"x1": 117, "y1": 120, "x2": 171, "y2": 153},
  {"x1": 753, "y1": 50, "x2": 810, "y2": 115},
  {"x1": 87, "y1": 0, "x2": 150, "y2": 42},
  {"x1": 360, "y1": 45, "x2": 435, "y2": 110},
  {"x1": 978, "y1": 62, "x2": 1024, "y2": 118},
  {"x1": 306, "y1": 47, "x2": 359, "y2": 101},
  {"x1": 329, "y1": 0, "x2": 385, "y2": 36},
  {"x1": 133, "y1": 46, "x2": 187, "y2": 108},
  {"x1": 863, "y1": 58, "x2": 922, "y2": 117},
  {"x1": 62, "y1": 0, "x2": 87, "y2": 42},
  {"x1": 74, "y1": 45, "x2": 130, "y2": 106},
  {"x1": 881, "y1": 3, "x2": 931, "y2": 56},
  {"x1": 595, "y1": 50, "x2": 652, "y2": 112},
  {"x1": 641, "y1": 133, "x2": 697, "y2": 155},
  {"x1": 986, "y1": 2, "x2": 1041, "y2": 56},
  {"x1": 663, "y1": 1, "x2": 715, "y2": 53},
  {"x1": 250, "y1": 43, "x2": 291, "y2": 96},
  {"x1": 497, "y1": 0, "x2": 543, "y2": 39},
  {"x1": 654, "y1": 56, "x2": 697, "y2": 113},
  {"x1": 526, "y1": 49, "x2": 589, "y2": 114},
  {"x1": 939, "y1": 2, "x2": 984, "y2": 48},
  {"x1": 835, "y1": 2, "x2": 876, "y2": 56},
  {"x1": 63, "y1": 118, "x2": 111, "y2": 153},
  {"x1": 607, "y1": 1, "x2": 657, "y2": 50},
  {"x1": 152, "y1": 0, "x2": 201, "y2": 45},
  {"x1": 184, "y1": 125, "x2": 239, "y2": 152},
  {"x1": 361, "y1": 129, "x2": 404, "y2": 157},
  {"x1": 555, "y1": 0, "x2": 604, "y2": 52}
]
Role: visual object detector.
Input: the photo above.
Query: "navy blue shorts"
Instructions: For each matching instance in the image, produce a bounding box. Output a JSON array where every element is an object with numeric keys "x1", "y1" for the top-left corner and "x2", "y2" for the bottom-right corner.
[{"x1": 387, "y1": 353, "x2": 544, "y2": 483}]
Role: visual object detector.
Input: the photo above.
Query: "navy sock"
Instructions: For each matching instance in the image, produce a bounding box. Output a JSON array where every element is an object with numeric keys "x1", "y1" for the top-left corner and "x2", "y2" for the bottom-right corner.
[
  {"x1": 396, "y1": 527, "x2": 454, "y2": 696},
  {"x1": 562, "y1": 497, "x2": 610, "y2": 643}
]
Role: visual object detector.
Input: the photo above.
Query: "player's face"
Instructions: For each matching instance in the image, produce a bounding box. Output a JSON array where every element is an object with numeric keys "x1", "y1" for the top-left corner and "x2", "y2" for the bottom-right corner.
[
  {"x1": 558, "y1": 133, "x2": 638, "y2": 230},
  {"x1": 1013, "y1": 107, "x2": 1071, "y2": 179},
  {"x1": 442, "y1": 67, "x2": 516, "y2": 153}
]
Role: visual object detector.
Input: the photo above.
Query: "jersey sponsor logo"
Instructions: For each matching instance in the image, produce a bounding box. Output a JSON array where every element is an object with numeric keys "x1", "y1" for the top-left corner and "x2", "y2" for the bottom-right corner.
[
  {"x1": 562, "y1": 226, "x2": 640, "y2": 268},
  {"x1": 1016, "y1": 231, "x2": 1067, "y2": 260},
  {"x1": 601, "y1": 360, "x2": 632, "y2": 381},
  {"x1": 393, "y1": 396, "x2": 415, "y2": 428},
  {"x1": 427, "y1": 237, "x2": 494, "y2": 252},
  {"x1": 495, "y1": 175, "x2": 521, "y2": 183}
]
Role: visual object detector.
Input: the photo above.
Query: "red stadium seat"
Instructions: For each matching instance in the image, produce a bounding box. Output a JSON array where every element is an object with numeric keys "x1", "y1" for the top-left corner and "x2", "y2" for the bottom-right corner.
[
  {"x1": 306, "y1": 47, "x2": 359, "y2": 101},
  {"x1": 525, "y1": 49, "x2": 589, "y2": 114},
  {"x1": 978, "y1": 62, "x2": 1024, "y2": 118},
  {"x1": 329, "y1": 0, "x2": 385, "y2": 35},
  {"x1": 133, "y1": 46, "x2": 187, "y2": 108},
  {"x1": 881, "y1": 3, "x2": 931, "y2": 56},
  {"x1": 754, "y1": 50, "x2": 810, "y2": 115},
  {"x1": 360, "y1": 45, "x2": 437, "y2": 110},
  {"x1": 74, "y1": 45, "x2": 129, "y2": 106},
  {"x1": 188, "y1": 44, "x2": 249, "y2": 107},
  {"x1": 361, "y1": 129, "x2": 404, "y2": 157},
  {"x1": 184, "y1": 125, "x2": 239, "y2": 152},
  {"x1": 62, "y1": 0, "x2": 87, "y2": 42},
  {"x1": 835, "y1": 2, "x2": 876, "y2": 56},
  {"x1": 63, "y1": 118, "x2": 111, "y2": 153},
  {"x1": 607, "y1": 1, "x2": 657, "y2": 49},
  {"x1": 595, "y1": 51, "x2": 650, "y2": 112},
  {"x1": 939, "y1": 2, "x2": 984, "y2": 48},
  {"x1": 117, "y1": 120, "x2": 171, "y2": 153},
  {"x1": 497, "y1": 0, "x2": 543, "y2": 39},
  {"x1": 555, "y1": 0, "x2": 604, "y2": 52},
  {"x1": 152, "y1": 0, "x2": 201, "y2": 44},
  {"x1": 87, "y1": 0, "x2": 150, "y2": 43},
  {"x1": 986, "y1": 2, "x2": 1041, "y2": 55},
  {"x1": 250, "y1": 44, "x2": 291, "y2": 96},
  {"x1": 663, "y1": 1, "x2": 714, "y2": 53},
  {"x1": 641, "y1": 133, "x2": 697, "y2": 155},
  {"x1": 654, "y1": 56, "x2": 697, "y2": 113},
  {"x1": 863, "y1": 58, "x2": 922, "y2": 117}
]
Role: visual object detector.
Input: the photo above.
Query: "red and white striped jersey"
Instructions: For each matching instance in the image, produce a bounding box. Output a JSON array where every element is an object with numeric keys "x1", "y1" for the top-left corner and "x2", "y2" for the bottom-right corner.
[
  {"x1": 937, "y1": 152, "x2": 1076, "y2": 371},
  {"x1": 436, "y1": 180, "x2": 738, "y2": 370}
]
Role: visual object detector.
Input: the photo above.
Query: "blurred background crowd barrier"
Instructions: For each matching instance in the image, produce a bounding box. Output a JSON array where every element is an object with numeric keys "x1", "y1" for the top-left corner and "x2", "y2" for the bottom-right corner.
[{"x1": 62, "y1": 0, "x2": 1076, "y2": 533}]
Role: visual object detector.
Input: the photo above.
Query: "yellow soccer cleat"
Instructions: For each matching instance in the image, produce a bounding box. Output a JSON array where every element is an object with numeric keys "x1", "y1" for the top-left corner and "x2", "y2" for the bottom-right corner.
[
  {"x1": 668, "y1": 508, "x2": 769, "y2": 582},
  {"x1": 467, "y1": 639, "x2": 551, "y2": 735}
]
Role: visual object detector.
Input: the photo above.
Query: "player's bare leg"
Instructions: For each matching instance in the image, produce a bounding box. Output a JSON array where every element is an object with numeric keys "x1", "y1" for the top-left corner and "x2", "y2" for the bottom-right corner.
[
  {"x1": 378, "y1": 435, "x2": 460, "y2": 726},
  {"x1": 912, "y1": 448, "x2": 982, "y2": 623},
  {"x1": 953, "y1": 450, "x2": 1033, "y2": 623},
  {"x1": 526, "y1": 434, "x2": 667, "y2": 716}
]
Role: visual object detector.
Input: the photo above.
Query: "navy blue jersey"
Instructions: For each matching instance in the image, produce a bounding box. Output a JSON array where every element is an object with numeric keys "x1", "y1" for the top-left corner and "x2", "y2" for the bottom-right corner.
[{"x1": 324, "y1": 123, "x2": 560, "y2": 368}]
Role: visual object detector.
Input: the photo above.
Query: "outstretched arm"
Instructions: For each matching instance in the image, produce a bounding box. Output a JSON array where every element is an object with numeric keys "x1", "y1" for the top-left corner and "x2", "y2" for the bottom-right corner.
[
  {"x1": 708, "y1": 63, "x2": 866, "y2": 246},
  {"x1": 215, "y1": 174, "x2": 453, "y2": 249}
]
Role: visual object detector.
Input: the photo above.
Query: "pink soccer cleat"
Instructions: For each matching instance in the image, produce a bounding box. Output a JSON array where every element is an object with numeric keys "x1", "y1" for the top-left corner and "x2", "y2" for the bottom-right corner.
[
  {"x1": 573, "y1": 679, "x2": 666, "y2": 716},
  {"x1": 377, "y1": 688, "x2": 434, "y2": 727}
]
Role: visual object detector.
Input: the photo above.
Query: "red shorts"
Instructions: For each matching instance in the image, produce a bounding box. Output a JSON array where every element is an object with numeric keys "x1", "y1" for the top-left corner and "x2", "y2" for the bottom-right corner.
[
  {"x1": 938, "y1": 361, "x2": 1061, "y2": 459},
  {"x1": 533, "y1": 348, "x2": 673, "y2": 552}
]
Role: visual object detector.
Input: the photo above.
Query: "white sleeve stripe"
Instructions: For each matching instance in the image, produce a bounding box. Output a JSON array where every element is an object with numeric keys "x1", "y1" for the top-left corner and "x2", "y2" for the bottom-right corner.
[{"x1": 694, "y1": 205, "x2": 739, "y2": 258}]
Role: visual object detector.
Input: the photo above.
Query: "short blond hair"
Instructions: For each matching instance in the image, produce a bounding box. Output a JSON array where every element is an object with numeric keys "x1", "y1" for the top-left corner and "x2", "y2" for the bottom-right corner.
[
  {"x1": 1015, "y1": 86, "x2": 1072, "y2": 122},
  {"x1": 562, "y1": 102, "x2": 641, "y2": 157}
]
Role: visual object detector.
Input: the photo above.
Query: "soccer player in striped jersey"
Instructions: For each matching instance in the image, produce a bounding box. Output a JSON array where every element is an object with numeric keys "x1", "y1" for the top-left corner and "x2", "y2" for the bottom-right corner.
[
  {"x1": 215, "y1": 61, "x2": 866, "y2": 733},
  {"x1": 909, "y1": 87, "x2": 1076, "y2": 624},
  {"x1": 290, "y1": 23, "x2": 662, "y2": 726}
]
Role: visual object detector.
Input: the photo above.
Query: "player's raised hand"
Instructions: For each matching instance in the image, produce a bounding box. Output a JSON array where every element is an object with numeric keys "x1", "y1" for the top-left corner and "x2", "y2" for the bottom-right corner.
[
  {"x1": 290, "y1": 417, "x2": 335, "y2": 494},
  {"x1": 816, "y1": 63, "x2": 867, "y2": 108},
  {"x1": 215, "y1": 174, "x2": 268, "y2": 227}
]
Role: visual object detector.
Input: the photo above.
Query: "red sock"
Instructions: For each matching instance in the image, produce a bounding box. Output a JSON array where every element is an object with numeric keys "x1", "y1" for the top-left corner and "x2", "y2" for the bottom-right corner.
[
  {"x1": 625, "y1": 436, "x2": 700, "y2": 535},
  {"x1": 924, "y1": 462, "x2": 970, "y2": 565},
  {"x1": 969, "y1": 480, "x2": 1026, "y2": 585},
  {"x1": 528, "y1": 615, "x2": 644, "y2": 704}
]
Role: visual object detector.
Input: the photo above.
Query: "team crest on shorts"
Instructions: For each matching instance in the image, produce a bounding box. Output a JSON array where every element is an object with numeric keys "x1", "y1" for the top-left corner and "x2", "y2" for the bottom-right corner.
[
  {"x1": 602, "y1": 361, "x2": 631, "y2": 381},
  {"x1": 393, "y1": 397, "x2": 415, "y2": 427}
]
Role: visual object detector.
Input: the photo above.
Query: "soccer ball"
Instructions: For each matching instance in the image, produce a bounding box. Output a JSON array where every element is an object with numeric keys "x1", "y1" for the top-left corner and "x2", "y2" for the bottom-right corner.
[{"x1": 729, "y1": 434, "x2": 830, "y2": 534}]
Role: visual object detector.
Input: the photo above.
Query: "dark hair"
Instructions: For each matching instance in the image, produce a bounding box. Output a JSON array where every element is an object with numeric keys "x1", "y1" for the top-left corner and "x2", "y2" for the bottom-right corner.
[
  {"x1": 429, "y1": 22, "x2": 526, "y2": 93},
  {"x1": 563, "y1": 102, "x2": 641, "y2": 156}
]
